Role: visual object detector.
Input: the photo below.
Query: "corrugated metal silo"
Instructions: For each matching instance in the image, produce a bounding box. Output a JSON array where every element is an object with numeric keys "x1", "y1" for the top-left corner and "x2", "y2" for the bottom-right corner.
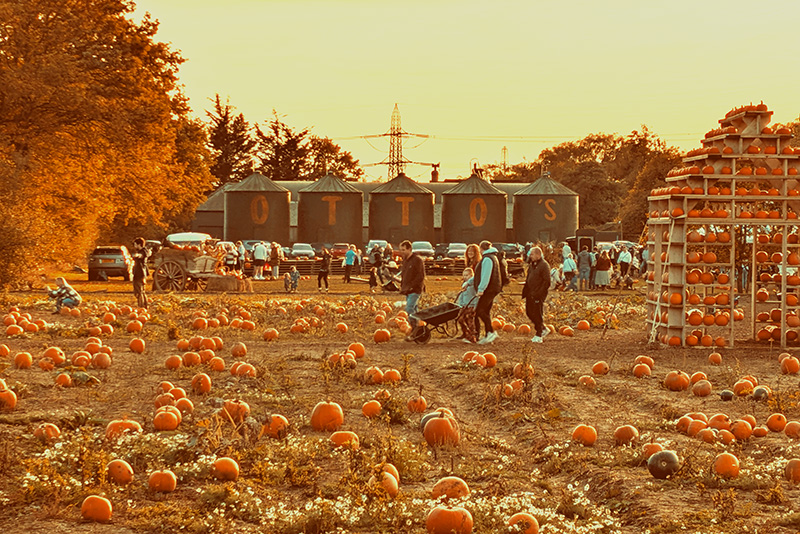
[
  {"x1": 368, "y1": 173, "x2": 434, "y2": 243},
  {"x1": 441, "y1": 173, "x2": 507, "y2": 244},
  {"x1": 224, "y1": 173, "x2": 291, "y2": 243},
  {"x1": 513, "y1": 177, "x2": 579, "y2": 244},
  {"x1": 298, "y1": 174, "x2": 363, "y2": 245}
]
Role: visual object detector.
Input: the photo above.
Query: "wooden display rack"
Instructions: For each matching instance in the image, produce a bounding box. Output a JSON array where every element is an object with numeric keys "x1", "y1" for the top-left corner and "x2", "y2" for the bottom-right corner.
[{"x1": 646, "y1": 103, "x2": 800, "y2": 348}]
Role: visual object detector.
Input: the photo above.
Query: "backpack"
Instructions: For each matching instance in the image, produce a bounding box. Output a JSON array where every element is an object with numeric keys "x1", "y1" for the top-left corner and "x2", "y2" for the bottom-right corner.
[{"x1": 499, "y1": 256, "x2": 510, "y2": 287}]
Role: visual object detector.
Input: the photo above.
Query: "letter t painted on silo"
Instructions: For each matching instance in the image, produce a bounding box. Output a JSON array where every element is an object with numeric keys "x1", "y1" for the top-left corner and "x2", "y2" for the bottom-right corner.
[
  {"x1": 396, "y1": 196, "x2": 414, "y2": 226},
  {"x1": 322, "y1": 195, "x2": 342, "y2": 225}
]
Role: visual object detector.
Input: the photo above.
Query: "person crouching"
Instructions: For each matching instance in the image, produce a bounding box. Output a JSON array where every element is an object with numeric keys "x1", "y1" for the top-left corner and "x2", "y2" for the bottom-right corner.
[{"x1": 46, "y1": 277, "x2": 82, "y2": 314}]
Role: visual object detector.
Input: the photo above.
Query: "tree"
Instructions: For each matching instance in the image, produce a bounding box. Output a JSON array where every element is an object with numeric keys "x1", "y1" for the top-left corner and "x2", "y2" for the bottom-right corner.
[
  {"x1": 0, "y1": 0, "x2": 214, "y2": 286},
  {"x1": 254, "y1": 111, "x2": 310, "y2": 180},
  {"x1": 206, "y1": 94, "x2": 256, "y2": 186},
  {"x1": 617, "y1": 150, "x2": 682, "y2": 239},
  {"x1": 557, "y1": 161, "x2": 623, "y2": 227},
  {"x1": 482, "y1": 161, "x2": 539, "y2": 182},
  {"x1": 305, "y1": 136, "x2": 363, "y2": 181}
]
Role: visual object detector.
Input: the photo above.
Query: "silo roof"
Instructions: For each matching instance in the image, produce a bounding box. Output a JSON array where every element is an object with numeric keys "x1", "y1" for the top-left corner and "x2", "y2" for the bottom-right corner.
[
  {"x1": 227, "y1": 172, "x2": 290, "y2": 192},
  {"x1": 442, "y1": 174, "x2": 506, "y2": 196},
  {"x1": 370, "y1": 173, "x2": 433, "y2": 194},
  {"x1": 514, "y1": 176, "x2": 578, "y2": 196},
  {"x1": 299, "y1": 173, "x2": 362, "y2": 194},
  {"x1": 197, "y1": 183, "x2": 232, "y2": 211}
]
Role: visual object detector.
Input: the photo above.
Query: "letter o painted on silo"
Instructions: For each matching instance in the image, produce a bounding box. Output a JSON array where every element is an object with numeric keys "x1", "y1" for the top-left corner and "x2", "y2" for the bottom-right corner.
[
  {"x1": 251, "y1": 195, "x2": 269, "y2": 224},
  {"x1": 469, "y1": 197, "x2": 487, "y2": 227}
]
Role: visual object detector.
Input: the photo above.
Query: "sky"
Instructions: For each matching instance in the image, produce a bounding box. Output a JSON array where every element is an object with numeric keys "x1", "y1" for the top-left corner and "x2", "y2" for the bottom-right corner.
[{"x1": 133, "y1": 0, "x2": 800, "y2": 182}]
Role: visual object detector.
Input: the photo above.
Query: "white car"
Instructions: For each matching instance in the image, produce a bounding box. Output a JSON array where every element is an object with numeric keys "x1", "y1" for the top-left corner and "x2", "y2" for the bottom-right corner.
[{"x1": 165, "y1": 232, "x2": 214, "y2": 248}]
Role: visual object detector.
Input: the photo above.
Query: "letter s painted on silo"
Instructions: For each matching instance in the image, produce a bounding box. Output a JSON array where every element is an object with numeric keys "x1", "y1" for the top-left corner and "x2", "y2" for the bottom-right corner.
[
  {"x1": 469, "y1": 198, "x2": 487, "y2": 227},
  {"x1": 322, "y1": 195, "x2": 341, "y2": 225},
  {"x1": 538, "y1": 198, "x2": 556, "y2": 221},
  {"x1": 251, "y1": 195, "x2": 269, "y2": 224}
]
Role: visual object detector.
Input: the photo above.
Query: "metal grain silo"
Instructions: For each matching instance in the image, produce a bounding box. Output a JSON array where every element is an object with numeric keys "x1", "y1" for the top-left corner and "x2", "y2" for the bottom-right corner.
[
  {"x1": 441, "y1": 173, "x2": 507, "y2": 244},
  {"x1": 369, "y1": 173, "x2": 434, "y2": 243},
  {"x1": 513, "y1": 176, "x2": 579, "y2": 244},
  {"x1": 191, "y1": 184, "x2": 231, "y2": 238},
  {"x1": 224, "y1": 173, "x2": 291, "y2": 243},
  {"x1": 298, "y1": 174, "x2": 363, "y2": 245}
]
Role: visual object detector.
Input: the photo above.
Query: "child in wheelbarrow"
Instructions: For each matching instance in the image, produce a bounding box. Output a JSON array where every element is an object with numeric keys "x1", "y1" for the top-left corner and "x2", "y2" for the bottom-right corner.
[{"x1": 456, "y1": 268, "x2": 478, "y2": 343}]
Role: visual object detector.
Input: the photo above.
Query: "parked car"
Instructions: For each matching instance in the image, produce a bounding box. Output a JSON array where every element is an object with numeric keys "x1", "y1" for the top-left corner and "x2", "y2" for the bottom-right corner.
[
  {"x1": 411, "y1": 241, "x2": 435, "y2": 260},
  {"x1": 433, "y1": 243, "x2": 448, "y2": 260},
  {"x1": 330, "y1": 243, "x2": 351, "y2": 259},
  {"x1": 290, "y1": 243, "x2": 316, "y2": 259},
  {"x1": 88, "y1": 245, "x2": 133, "y2": 281},
  {"x1": 310, "y1": 242, "x2": 334, "y2": 256},
  {"x1": 496, "y1": 242, "x2": 524, "y2": 261},
  {"x1": 446, "y1": 243, "x2": 467, "y2": 259}
]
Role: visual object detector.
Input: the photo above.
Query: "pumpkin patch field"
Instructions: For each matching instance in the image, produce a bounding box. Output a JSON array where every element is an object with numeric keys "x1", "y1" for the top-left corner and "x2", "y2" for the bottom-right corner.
[{"x1": 2, "y1": 275, "x2": 800, "y2": 533}]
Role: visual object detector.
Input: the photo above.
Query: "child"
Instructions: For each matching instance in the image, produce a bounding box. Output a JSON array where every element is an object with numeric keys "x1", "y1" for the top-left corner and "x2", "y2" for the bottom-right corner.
[
  {"x1": 456, "y1": 268, "x2": 478, "y2": 343},
  {"x1": 283, "y1": 272, "x2": 292, "y2": 293},
  {"x1": 45, "y1": 277, "x2": 82, "y2": 314},
  {"x1": 369, "y1": 267, "x2": 379, "y2": 293},
  {"x1": 289, "y1": 266, "x2": 300, "y2": 293}
]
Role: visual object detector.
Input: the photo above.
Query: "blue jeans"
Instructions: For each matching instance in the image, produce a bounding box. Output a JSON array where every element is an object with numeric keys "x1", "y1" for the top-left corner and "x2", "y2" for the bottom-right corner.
[
  {"x1": 406, "y1": 293, "x2": 421, "y2": 328},
  {"x1": 58, "y1": 297, "x2": 79, "y2": 310}
]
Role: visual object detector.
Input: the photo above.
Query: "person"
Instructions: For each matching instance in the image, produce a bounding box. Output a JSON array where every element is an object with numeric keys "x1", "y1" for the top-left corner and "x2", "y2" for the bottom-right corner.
[
  {"x1": 369, "y1": 266, "x2": 379, "y2": 293},
  {"x1": 344, "y1": 244, "x2": 357, "y2": 283},
  {"x1": 561, "y1": 242, "x2": 572, "y2": 262},
  {"x1": 46, "y1": 277, "x2": 81, "y2": 313},
  {"x1": 318, "y1": 247, "x2": 331, "y2": 291},
  {"x1": 589, "y1": 246, "x2": 598, "y2": 289},
  {"x1": 283, "y1": 272, "x2": 292, "y2": 292},
  {"x1": 550, "y1": 264, "x2": 566, "y2": 291},
  {"x1": 522, "y1": 246, "x2": 551, "y2": 343},
  {"x1": 456, "y1": 267, "x2": 478, "y2": 343},
  {"x1": 399, "y1": 239, "x2": 425, "y2": 339},
  {"x1": 496, "y1": 250, "x2": 511, "y2": 288},
  {"x1": 595, "y1": 250, "x2": 612, "y2": 289},
  {"x1": 577, "y1": 246, "x2": 591, "y2": 291},
  {"x1": 289, "y1": 266, "x2": 300, "y2": 292},
  {"x1": 641, "y1": 246, "x2": 650, "y2": 278},
  {"x1": 253, "y1": 241, "x2": 267, "y2": 280},
  {"x1": 378, "y1": 261, "x2": 400, "y2": 291},
  {"x1": 464, "y1": 243, "x2": 482, "y2": 270},
  {"x1": 224, "y1": 243, "x2": 237, "y2": 272},
  {"x1": 236, "y1": 241, "x2": 246, "y2": 272},
  {"x1": 383, "y1": 243, "x2": 394, "y2": 264},
  {"x1": 617, "y1": 245, "x2": 632, "y2": 278},
  {"x1": 131, "y1": 237, "x2": 150, "y2": 309},
  {"x1": 563, "y1": 253, "x2": 578, "y2": 291},
  {"x1": 473, "y1": 240, "x2": 502, "y2": 345},
  {"x1": 370, "y1": 245, "x2": 383, "y2": 269},
  {"x1": 270, "y1": 242, "x2": 282, "y2": 279}
]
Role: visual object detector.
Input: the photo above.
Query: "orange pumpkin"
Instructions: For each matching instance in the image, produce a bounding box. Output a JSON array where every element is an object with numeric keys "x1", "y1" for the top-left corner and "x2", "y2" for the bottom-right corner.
[{"x1": 80, "y1": 495, "x2": 113, "y2": 522}]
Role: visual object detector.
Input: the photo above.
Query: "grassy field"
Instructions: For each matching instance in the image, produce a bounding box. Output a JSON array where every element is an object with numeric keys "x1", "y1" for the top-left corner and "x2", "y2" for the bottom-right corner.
[{"x1": 0, "y1": 272, "x2": 799, "y2": 533}]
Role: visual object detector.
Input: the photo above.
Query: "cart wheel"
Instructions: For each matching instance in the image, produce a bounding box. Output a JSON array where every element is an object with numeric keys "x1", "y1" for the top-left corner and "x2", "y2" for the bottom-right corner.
[
  {"x1": 185, "y1": 277, "x2": 208, "y2": 292},
  {"x1": 153, "y1": 260, "x2": 187, "y2": 291},
  {"x1": 414, "y1": 327, "x2": 432, "y2": 344}
]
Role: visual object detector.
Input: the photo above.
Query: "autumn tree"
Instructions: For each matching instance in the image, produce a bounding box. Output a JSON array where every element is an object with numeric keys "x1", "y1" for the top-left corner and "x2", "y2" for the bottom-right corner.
[
  {"x1": 617, "y1": 149, "x2": 682, "y2": 239},
  {"x1": 0, "y1": 0, "x2": 213, "y2": 286},
  {"x1": 206, "y1": 94, "x2": 256, "y2": 186},
  {"x1": 305, "y1": 136, "x2": 363, "y2": 181}
]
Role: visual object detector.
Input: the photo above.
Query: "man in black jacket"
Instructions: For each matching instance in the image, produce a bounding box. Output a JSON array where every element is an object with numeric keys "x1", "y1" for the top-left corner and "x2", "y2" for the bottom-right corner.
[
  {"x1": 522, "y1": 246, "x2": 550, "y2": 343},
  {"x1": 131, "y1": 237, "x2": 151, "y2": 309},
  {"x1": 399, "y1": 240, "x2": 425, "y2": 339}
]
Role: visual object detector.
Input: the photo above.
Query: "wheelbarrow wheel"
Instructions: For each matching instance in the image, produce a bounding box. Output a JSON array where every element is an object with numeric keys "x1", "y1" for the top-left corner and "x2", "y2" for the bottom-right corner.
[{"x1": 414, "y1": 326, "x2": 432, "y2": 344}]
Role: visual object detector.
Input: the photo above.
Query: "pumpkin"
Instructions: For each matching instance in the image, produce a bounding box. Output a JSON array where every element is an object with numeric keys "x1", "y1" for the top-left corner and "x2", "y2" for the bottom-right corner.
[
  {"x1": 713, "y1": 452, "x2": 740, "y2": 478},
  {"x1": 420, "y1": 408, "x2": 455, "y2": 430},
  {"x1": 92, "y1": 352, "x2": 112, "y2": 369},
  {"x1": 513, "y1": 363, "x2": 535, "y2": 380},
  {"x1": 648, "y1": 450, "x2": 681, "y2": 479},
  {"x1": 507, "y1": 512, "x2": 539, "y2": 534},
  {"x1": 767, "y1": 413, "x2": 787, "y2": 432},
  {"x1": 642, "y1": 443, "x2": 663, "y2": 459},
  {"x1": 148, "y1": 469, "x2": 177, "y2": 492},
  {"x1": 14, "y1": 352, "x2": 32, "y2": 369},
  {"x1": 423, "y1": 411, "x2": 460, "y2": 447},
  {"x1": 191, "y1": 373, "x2": 212, "y2": 394},
  {"x1": 212, "y1": 457, "x2": 240, "y2": 481},
  {"x1": 310, "y1": 401, "x2": 344, "y2": 431},
  {"x1": 362, "y1": 400, "x2": 382, "y2": 418},
  {"x1": 107, "y1": 459, "x2": 134, "y2": 484},
  {"x1": 407, "y1": 395, "x2": 428, "y2": 413},
  {"x1": 431, "y1": 476, "x2": 470, "y2": 499},
  {"x1": 223, "y1": 399, "x2": 251, "y2": 424},
  {"x1": 373, "y1": 328, "x2": 391, "y2": 343},
  {"x1": 785, "y1": 459, "x2": 800, "y2": 483},
  {"x1": 664, "y1": 370, "x2": 690, "y2": 391},
  {"x1": 259, "y1": 414, "x2": 289, "y2": 439},
  {"x1": 592, "y1": 361, "x2": 609, "y2": 375},
  {"x1": 175, "y1": 397, "x2": 194, "y2": 415},
  {"x1": 330, "y1": 430, "x2": 360, "y2": 449},
  {"x1": 33, "y1": 423, "x2": 61, "y2": 443},
  {"x1": 129, "y1": 338, "x2": 145, "y2": 354},
  {"x1": 364, "y1": 366, "x2": 384, "y2": 384},
  {"x1": 426, "y1": 505, "x2": 473, "y2": 534},
  {"x1": 613, "y1": 425, "x2": 639, "y2": 446},
  {"x1": 80, "y1": 495, "x2": 113, "y2": 522},
  {"x1": 692, "y1": 380, "x2": 712, "y2": 397},
  {"x1": 105, "y1": 418, "x2": 142, "y2": 440},
  {"x1": 577, "y1": 375, "x2": 596, "y2": 389},
  {"x1": 153, "y1": 410, "x2": 180, "y2": 431},
  {"x1": 383, "y1": 368, "x2": 402, "y2": 383},
  {"x1": 571, "y1": 424, "x2": 598, "y2": 446}
]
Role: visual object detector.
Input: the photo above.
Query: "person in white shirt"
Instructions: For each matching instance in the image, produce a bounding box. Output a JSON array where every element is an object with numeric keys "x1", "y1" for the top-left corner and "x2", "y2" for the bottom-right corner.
[
  {"x1": 617, "y1": 246, "x2": 633, "y2": 278},
  {"x1": 562, "y1": 253, "x2": 578, "y2": 292},
  {"x1": 252, "y1": 242, "x2": 268, "y2": 280}
]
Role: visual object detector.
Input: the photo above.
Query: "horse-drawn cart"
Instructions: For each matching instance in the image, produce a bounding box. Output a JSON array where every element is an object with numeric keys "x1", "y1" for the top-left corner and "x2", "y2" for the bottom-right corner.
[{"x1": 151, "y1": 248, "x2": 220, "y2": 291}]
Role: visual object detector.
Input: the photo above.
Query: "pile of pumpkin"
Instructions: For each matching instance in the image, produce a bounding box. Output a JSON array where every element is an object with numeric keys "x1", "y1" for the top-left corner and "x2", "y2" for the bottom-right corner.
[{"x1": 4, "y1": 306, "x2": 50, "y2": 335}]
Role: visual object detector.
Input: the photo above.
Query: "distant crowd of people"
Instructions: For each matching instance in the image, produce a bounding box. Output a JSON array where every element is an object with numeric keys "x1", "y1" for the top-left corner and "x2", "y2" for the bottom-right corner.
[{"x1": 547, "y1": 241, "x2": 644, "y2": 292}]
